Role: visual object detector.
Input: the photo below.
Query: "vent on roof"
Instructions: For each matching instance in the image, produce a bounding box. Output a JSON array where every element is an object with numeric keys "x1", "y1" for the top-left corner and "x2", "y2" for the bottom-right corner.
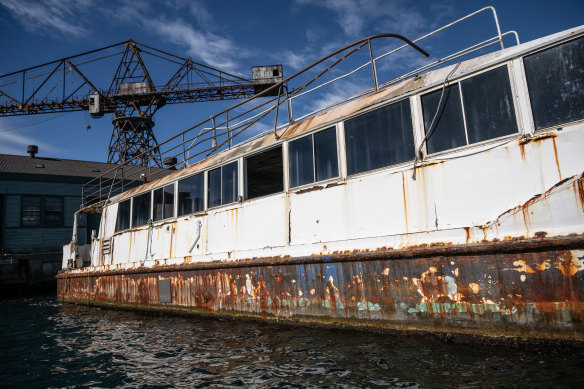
[
  {"x1": 27, "y1": 145, "x2": 38, "y2": 158},
  {"x1": 34, "y1": 163, "x2": 44, "y2": 168}
]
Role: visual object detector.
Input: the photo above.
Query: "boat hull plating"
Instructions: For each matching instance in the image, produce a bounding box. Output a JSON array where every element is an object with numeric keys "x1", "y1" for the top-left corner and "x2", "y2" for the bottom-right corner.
[{"x1": 58, "y1": 238, "x2": 584, "y2": 341}]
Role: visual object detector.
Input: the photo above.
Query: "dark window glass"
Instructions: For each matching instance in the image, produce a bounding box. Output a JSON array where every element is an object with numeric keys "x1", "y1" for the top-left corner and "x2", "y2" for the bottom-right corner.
[
  {"x1": 461, "y1": 66, "x2": 518, "y2": 143},
  {"x1": 246, "y1": 146, "x2": 283, "y2": 199},
  {"x1": 164, "y1": 185, "x2": 174, "y2": 219},
  {"x1": 422, "y1": 84, "x2": 467, "y2": 154},
  {"x1": 153, "y1": 184, "x2": 174, "y2": 221},
  {"x1": 314, "y1": 127, "x2": 338, "y2": 182},
  {"x1": 524, "y1": 37, "x2": 584, "y2": 130},
  {"x1": 345, "y1": 99, "x2": 414, "y2": 175},
  {"x1": 289, "y1": 135, "x2": 314, "y2": 188},
  {"x1": 132, "y1": 192, "x2": 151, "y2": 227},
  {"x1": 208, "y1": 161, "x2": 239, "y2": 208},
  {"x1": 222, "y1": 162, "x2": 238, "y2": 205},
  {"x1": 178, "y1": 173, "x2": 204, "y2": 216},
  {"x1": 21, "y1": 197, "x2": 41, "y2": 226},
  {"x1": 44, "y1": 197, "x2": 63, "y2": 227},
  {"x1": 153, "y1": 188, "x2": 163, "y2": 221},
  {"x1": 115, "y1": 199, "x2": 130, "y2": 232},
  {"x1": 208, "y1": 168, "x2": 222, "y2": 208}
]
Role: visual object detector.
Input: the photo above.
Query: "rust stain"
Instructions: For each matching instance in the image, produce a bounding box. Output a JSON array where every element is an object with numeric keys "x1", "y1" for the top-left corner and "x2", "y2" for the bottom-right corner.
[
  {"x1": 464, "y1": 227, "x2": 471, "y2": 244},
  {"x1": 519, "y1": 142, "x2": 526, "y2": 162},
  {"x1": 534, "y1": 231, "x2": 548, "y2": 239},
  {"x1": 518, "y1": 132, "x2": 557, "y2": 145},
  {"x1": 551, "y1": 137, "x2": 562, "y2": 180},
  {"x1": 575, "y1": 178, "x2": 584, "y2": 213},
  {"x1": 295, "y1": 185, "x2": 324, "y2": 194}
]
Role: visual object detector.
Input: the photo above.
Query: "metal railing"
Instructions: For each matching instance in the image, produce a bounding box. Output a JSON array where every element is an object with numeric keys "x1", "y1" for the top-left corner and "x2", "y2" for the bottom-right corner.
[{"x1": 81, "y1": 6, "x2": 518, "y2": 209}]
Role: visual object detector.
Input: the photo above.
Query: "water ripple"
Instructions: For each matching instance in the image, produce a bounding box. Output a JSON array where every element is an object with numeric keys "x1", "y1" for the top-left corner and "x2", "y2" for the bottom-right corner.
[{"x1": 1, "y1": 296, "x2": 583, "y2": 388}]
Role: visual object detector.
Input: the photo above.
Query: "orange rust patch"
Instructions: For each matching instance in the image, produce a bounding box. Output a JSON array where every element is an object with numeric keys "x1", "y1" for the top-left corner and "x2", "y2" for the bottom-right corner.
[
  {"x1": 469, "y1": 283, "x2": 481, "y2": 294},
  {"x1": 464, "y1": 227, "x2": 471, "y2": 244},
  {"x1": 555, "y1": 252, "x2": 584, "y2": 277},
  {"x1": 519, "y1": 143, "x2": 526, "y2": 162},
  {"x1": 534, "y1": 231, "x2": 548, "y2": 239},
  {"x1": 575, "y1": 177, "x2": 584, "y2": 213},
  {"x1": 518, "y1": 132, "x2": 557, "y2": 145},
  {"x1": 551, "y1": 137, "x2": 562, "y2": 180}
]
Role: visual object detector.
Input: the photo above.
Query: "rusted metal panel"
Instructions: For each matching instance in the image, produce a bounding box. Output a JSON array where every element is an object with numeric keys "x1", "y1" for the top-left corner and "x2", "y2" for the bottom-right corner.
[{"x1": 58, "y1": 247, "x2": 584, "y2": 339}]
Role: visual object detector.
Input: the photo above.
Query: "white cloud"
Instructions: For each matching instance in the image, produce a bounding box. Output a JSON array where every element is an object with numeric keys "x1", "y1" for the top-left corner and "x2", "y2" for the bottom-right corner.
[
  {"x1": 301, "y1": 78, "x2": 364, "y2": 114},
  {"x1": 0, "y1": 0, "x2": 90, "y2": 37},
  {"x1": 0, "y1": 130, "x2": 60, "y2": 155},
  {"x1": 149, "y1": 18, "x2": 246, "y2": 74},
  {"x1": 294, "y1": 0, "x2": 430, "y2": 38}
]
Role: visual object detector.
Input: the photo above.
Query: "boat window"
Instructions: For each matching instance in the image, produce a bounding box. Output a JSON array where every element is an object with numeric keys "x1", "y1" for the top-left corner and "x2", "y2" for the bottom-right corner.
[
  {"x1": 345, "y1": 99, "x2": 414, "y2": 175},
  {"x1": 178, "y1": 173, "x2": 204, "y2": 215},
  {"x1": 289, "y1": 127, "x2": 338, "y2": 188},
  {"x1": 132, "y1": 191, "x2": 151, "y2": 227},
  {"x1": 314, "y1": 127, "x2": 339, "y2": 182},
  {"x1": 208, "y1": 161, "x2": 238, "y2": 207},
  {"x1": 245, "y1": 146, "x2": 283, "y2": 199},
  {"x1": 153, "y1": 184, "x2": 175, "y2": 221},
  {"x1": 289, "y1": 134, "x2": 314, "y2": 187},
  {"x1": 461, "y1": 66, "x2": 518, "y2": 143},
  {"x1": 422, "y1": 84, "x2": 467, "y2": 154},
  {"x1": 115, "y1": 199, "x2": 130, "y2": 232},
  {"x1": 524, "y1": 37, "x2": 584, "y2": 130},
  {"x1": 422, "y1": 65, "x2": 517, "y2": 154}
]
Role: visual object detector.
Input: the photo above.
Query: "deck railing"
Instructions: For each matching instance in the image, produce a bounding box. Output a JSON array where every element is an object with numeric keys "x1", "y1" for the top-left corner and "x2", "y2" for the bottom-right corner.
[{"x1": 81, "y1": 6, "x2": 518, "y2": 209}]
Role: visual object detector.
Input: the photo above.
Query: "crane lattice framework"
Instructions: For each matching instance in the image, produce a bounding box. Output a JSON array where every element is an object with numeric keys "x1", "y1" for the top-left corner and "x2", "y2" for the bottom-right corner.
[{"x1": 0, "y1": 40, "x2": 282, "y2": 166}]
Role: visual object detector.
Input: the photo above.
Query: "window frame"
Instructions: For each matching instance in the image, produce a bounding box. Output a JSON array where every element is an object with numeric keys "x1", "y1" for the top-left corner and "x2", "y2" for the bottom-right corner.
[
  {"x1": 244, "y1": 144, "x2": 285, "y2": 200},
  {"x1": 20, "y1": 195, "x2": 64, "y2": 228},
  {"x1": 521, "y1": 36, "x2": 584, "y2": 133},
  {"x1": 419, "y1": 63, "x2": 522, "y2": 158},
  {"x1": 207, "y1": 160, "x2": 240, "y2": 210},
  {"x1": 114, "y1": 198, "x2": 131, "y2": 233},
  {"x1": 153, "y1": 183, "x2": 176, "y2": 222},
  {"x1": 344, "y1": 98, "x2": 416, "y2": 177},
  {"x1": 177, "y1": 172, "x2": 206, "y2": 217},
  {"x1": 288, "y1": 125, "x2": 341, "y2": 191},
  {"x1": 130, "y1": 191, "x2": 152, "y2": 229}
]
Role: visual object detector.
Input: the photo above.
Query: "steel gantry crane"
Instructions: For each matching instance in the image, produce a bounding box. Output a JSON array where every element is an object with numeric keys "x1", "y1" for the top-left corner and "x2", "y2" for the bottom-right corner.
[{"x1": 0, "y1": 40, "x2": 282, "y2": 166}]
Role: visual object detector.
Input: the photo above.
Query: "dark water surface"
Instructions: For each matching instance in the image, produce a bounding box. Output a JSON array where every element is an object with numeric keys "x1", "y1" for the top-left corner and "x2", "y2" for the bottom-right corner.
[{"x1": 1, "y1": 296, "x2": 583, "y2": 388}]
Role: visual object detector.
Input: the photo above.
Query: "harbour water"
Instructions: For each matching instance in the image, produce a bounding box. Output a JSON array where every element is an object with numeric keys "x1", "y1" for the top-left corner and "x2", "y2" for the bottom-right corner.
[{"x1": 1, "y1": 295, "x2": 583, "y2": 388}]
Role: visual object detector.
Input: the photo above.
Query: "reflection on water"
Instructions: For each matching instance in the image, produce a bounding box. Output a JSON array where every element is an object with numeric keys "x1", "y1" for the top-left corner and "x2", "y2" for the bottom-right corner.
[{"x1": 1, "y1": 295, "x2": 583, "y2": 388}]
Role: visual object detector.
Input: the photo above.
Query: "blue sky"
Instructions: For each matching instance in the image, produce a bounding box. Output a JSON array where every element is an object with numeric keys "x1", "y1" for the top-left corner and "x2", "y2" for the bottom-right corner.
[{"x1": 0, "y1": 0, "x2": 582, "y2": 162}]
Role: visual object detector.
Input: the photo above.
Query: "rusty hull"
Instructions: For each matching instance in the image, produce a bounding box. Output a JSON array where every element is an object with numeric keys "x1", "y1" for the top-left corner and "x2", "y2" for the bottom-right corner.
[{"x1": 58, "y1": 242, "x2": 584, "y2": 342}]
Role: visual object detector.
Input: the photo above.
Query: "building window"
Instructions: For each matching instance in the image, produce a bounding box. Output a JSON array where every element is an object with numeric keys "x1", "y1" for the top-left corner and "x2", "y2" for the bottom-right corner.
[
  {"x1": 21, "y1": 197, "x2": 41, "y2": 226},
  {"x1": 524, "y1": 37, "x2": 584, "y2": 130},
  {"x1": 153, "y1": 184, "x2": 175, "y2": 221},
  {"x1": 421, "y1": 65, "x2": 518, "y2": 154},
  {"x1": 178, "y1": 173, "x2": 204, "y2": 216},
  {"x1": 289, "y1": 127, "x2": 339, "y2": 188},
  {"x1": 245, "y1": 146, "x2": 283, "y2": 199},
  {"x1": 21, "y1": 196, "x2": 63, "y2": 227},
  {"x1": 115, "y1": 199, "x2": 130, "y2": 232},
  {"x1": 208, "y1": 161, "x2": 238, "y2": 208},
  {"x1": 132, "y1": 192, "x2": 151, "y2": 228},
  {"x1": 44, "y1": 197, "x2": 64, "y2": 227},
  {"x1": 345, "y1": 99, "x2": 414, "y2": 175}
]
